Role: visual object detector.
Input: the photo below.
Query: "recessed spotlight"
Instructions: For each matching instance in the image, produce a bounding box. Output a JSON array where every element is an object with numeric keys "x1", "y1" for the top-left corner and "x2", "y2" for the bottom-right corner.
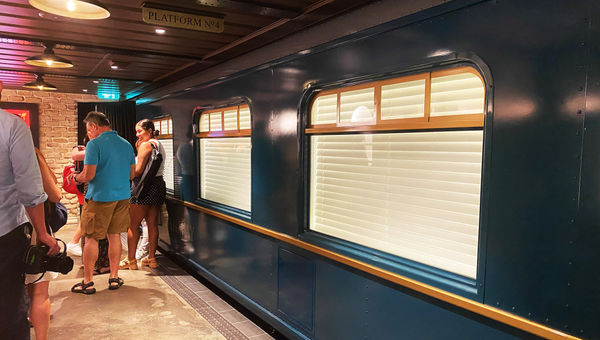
[
  {"x1": 155, "y1": 28, "x2": 166, "y2": 34},
  {"x1": 93, "y1": 80, "x2": 99, "y2": 83},
  {"x1": 82, "y1": 89, "x2": 88, "y2": 92},
  {"x1": 109, "y1": 60, "x2": 128, "y2": 70}
]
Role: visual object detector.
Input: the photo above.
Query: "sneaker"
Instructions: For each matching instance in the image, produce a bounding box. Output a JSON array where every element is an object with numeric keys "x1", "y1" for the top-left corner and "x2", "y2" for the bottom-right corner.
[{"x1": 67, "y1": 242, "x2": 82, "y2": 256}]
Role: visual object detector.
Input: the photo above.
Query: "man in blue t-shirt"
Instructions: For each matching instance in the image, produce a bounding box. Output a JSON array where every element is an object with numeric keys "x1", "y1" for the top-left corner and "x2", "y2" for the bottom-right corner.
[{"x1": 69, "y1": 111, "x2": 135, "y2": 294}]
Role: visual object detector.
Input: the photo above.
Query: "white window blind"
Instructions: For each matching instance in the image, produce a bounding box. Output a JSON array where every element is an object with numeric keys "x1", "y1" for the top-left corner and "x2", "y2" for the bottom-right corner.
[
  {"x1": 161, "y1": 138, "x2": 175, "y2": 191},
  {"x1": 160, "y1": 120, "x2": 169, "y2": 135},
  {"x1": 381, "y1": 79, "x2": 426, "y2": 120},
  {"x1": 200, "y1": 114, "x2": 209, "y2": 132},
  {"x1": 311, "y1": 93, "x2": 337, "y2": 125},
  {"x1": 430, "y1": 73, "x2": 484, "y2": 117},
  {"x1": 224, "y1": 109, "x2": 238, "y2": 130},
  {"x1": 210, "y1": 112, "x2": 222, "y2": 131},
  {"x1": 239, "y1": 106, "x2": 251, "y2": 130},
  {"x1": 339, "y1": 88, "x2": 374, "y2": 123},
  {"x1": 310, "y1": 130, "x2": 483, "y2": 278},
  {"x1": 200, "y1": 137, "x2": 251, "y2": 211}
]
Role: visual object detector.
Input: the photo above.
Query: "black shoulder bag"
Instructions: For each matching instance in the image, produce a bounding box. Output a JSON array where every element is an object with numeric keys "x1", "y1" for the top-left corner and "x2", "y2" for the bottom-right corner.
[{"x1": 131, "y1": 142, "x2": 163, "y2": 200}]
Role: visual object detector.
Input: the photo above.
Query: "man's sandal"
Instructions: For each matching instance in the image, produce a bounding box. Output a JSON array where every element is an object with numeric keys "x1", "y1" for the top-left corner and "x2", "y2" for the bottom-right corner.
[
  {"x1": 108, "y1": 277, "x2": 124, "y2": 290},
  {"x1": 141, "y1": 257, "x2": 158, "y2": 269},
  {"x1": 119, "y1": 258, "x2": 138, "y2": 270},
  {"x1": 71, "y1": 281, "x2": 96, "y2": 295}
]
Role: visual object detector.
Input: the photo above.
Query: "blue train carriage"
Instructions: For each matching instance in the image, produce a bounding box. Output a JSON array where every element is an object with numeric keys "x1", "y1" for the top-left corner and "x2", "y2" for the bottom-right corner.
[{"x1": 137, "y1": 0, "x2": 600, "y2": 339}]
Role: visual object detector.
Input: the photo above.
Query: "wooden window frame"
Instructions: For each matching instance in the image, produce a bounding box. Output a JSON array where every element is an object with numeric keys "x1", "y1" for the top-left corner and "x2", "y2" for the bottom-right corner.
[
  {"x1": 196, "y1": 104, "x2": 251, "y2": 138},
  {"x1": 152, "y1": 116, "x2": 173, "y2": 139},
  {"x1": 306, "y1": 66, "x2": 484, "y2": 134}
]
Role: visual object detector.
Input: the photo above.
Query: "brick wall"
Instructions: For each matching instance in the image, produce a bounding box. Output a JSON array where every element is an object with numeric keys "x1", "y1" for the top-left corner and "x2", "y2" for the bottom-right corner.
[{"x1": 1, "y1": 89, "x2": 100, "y2": 225}]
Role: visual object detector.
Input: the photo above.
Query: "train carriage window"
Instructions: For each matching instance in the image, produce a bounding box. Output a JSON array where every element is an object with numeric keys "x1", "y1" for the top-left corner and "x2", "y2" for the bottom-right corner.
[
  {"x1": 196, "y1": 104, "x2": 251, "y2": 212},
  {"x1": 307, "y1": 66, "x2": 485, "y2": 279},
  {"x1": 153, "y1": 116, "x2": 175, "y2": 194}
]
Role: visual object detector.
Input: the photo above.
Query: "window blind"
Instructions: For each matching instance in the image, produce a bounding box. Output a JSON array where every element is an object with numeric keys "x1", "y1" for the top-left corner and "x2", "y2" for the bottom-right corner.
[
  {"x1": 200, "y1": 114, "x2": 209, "y2": 132},
  {"x1": 339, "y1": 88, "x2": 374, "y2": 123},
  {"x1": 381, "y1": 79, "x2": 425, "y2": 120},
  {"x1": 161, "y1": 138, "x2": 175, "y2": 191},
  {"x1": 224, "y1": 109, "x2": 238, "y2": 130},
  {"x1": 310, "y1": 130, "x2": 483, "y2": 278},
  {"x1": 239, "y1": 106, "x2": 251, "y2": 130},
  {"x1": 311, "y1": 93, "x2": 337, "y2": 125},
  {"x1": 430, "y1": 73, "x2": 484, "y2": 117},
  {"x1": 210, "y1": 112, "x2": 222, "y2": 131},
  {"x1": 200, "y1": 137, "x2": 251, "y2": 211}
]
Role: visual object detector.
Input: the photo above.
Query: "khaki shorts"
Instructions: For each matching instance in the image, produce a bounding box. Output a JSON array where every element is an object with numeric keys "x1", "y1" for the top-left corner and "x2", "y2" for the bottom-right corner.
[{"x1": 81, "y1": 199, "x2": 130, "y2": 240}]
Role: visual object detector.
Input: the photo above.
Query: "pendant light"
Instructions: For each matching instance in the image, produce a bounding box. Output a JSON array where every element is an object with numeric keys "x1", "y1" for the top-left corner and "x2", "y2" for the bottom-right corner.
[
  {"x1": 29, "y1": 0, "x2": 110, "y2": 20},
  {"x1": 23, "y1": 74, "x2": 57, "y2": 91},
  {"x1": 25, "y1": 43, "x2": 74, "y2": 68}
]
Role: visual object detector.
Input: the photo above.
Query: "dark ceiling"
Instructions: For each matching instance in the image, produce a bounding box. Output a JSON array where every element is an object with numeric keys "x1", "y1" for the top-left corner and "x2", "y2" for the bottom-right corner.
[{"x1": 0, "y1": 0, "x2": 374, "y2": 100}]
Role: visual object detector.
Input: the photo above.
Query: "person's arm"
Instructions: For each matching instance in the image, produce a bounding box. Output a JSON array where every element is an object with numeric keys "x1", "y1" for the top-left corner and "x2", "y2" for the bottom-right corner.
[
  {"x1": 130, "y1": 164, "x2": 136, "y2": 180},
  {"x1": 134, "y1": 141, "x2": 152, "y2": 177},
  {"x1": 10, "y1": 121, "x2": 58, "y2": 254},
  {"x1": 71, "y1": 146, "x2": 85, "y2": 161},
  {"x1": 25, "y1": 204, "x2": 59, "y2": 254},
  {"x1": 69, "y1": 140, "x2": 97, "y2": 184},
  {"x1": 36, "y1": 149, "x2": 62, "y2": 203},
  {"x1": 73, "y1": 164, "x2": 97, "y2": 183}
]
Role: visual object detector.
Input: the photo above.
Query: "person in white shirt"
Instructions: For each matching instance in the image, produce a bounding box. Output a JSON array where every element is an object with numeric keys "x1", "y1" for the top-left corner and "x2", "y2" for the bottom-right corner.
[{"x1": 0, "y1": 81, "x2": 59, "y2": 339}]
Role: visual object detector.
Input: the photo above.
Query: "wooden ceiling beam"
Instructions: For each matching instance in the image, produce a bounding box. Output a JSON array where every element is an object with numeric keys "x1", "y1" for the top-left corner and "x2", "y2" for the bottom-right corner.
[{"x1": 0, "y1": 32, "x2": 204, "y2": 60}]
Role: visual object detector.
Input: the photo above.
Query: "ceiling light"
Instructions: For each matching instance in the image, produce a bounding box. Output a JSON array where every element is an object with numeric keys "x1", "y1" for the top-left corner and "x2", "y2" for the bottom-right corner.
[
  {"x1": 29, "y1": 0, "x2": 110, "y2": 20},
  {"x1": 25, "y1": 43, "x2": 74, "y2": 68},
  {"x1": 82, "y1": 89, "x2": 88, "y2": 92},
  {"x1": 23, "y1": 74, "x2": 57, "y2": 91},
  {"x1": 155, "y1": 28, "x2": 166, "y2": 34},
  {"x1": 93, "y1": 80, "x2": 99, "y2": 83},
  {"x1": 109, "y1": 60, "x2": 128, "y2": 70}
]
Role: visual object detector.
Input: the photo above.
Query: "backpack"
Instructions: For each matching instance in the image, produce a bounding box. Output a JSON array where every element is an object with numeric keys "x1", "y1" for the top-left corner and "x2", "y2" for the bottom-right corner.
[{"x1": 131, "y1": 142, "x2": 163, "y2": 200}]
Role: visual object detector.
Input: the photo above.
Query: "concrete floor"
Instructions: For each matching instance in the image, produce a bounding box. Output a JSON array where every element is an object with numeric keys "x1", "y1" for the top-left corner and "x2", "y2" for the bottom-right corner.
[{"x1": 33, "y1": 223, "x2": 266, "y2": 340}]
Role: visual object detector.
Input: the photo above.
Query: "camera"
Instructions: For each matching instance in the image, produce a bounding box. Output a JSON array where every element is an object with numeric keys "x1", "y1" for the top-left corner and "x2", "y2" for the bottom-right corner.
[{"x1": 24, "y1": 239, "x2": 74, "y2": 275}]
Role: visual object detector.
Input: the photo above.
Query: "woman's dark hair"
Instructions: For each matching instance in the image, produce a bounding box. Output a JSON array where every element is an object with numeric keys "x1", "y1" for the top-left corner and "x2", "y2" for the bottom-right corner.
[{"x1": 137, "y1": 119, "x2": 159, "y2": 137}]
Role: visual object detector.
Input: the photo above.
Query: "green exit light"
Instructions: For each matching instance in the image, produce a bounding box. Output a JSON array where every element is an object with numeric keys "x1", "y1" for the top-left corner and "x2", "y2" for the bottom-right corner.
[
  {"x1": 96, "y1": 79, "x2": 120, "y2": 100},
  {"x1": 98, "y1": 92, "x2": 120, "y2": 100}
]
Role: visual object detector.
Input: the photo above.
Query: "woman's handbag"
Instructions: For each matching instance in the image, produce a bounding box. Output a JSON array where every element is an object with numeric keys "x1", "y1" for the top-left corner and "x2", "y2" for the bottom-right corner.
[{"x1": 131, "y1": 142, "x2": 163, "y2": 200}]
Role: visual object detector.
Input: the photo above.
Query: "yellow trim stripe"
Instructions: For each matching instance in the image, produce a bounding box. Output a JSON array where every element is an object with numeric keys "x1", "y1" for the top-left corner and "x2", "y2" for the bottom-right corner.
[{"x1": 175, "y1": 199, "x2": 579, "y2": 340}]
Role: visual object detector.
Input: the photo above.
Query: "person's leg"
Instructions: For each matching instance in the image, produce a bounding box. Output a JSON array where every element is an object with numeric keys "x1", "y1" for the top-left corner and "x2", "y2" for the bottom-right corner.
[
  {"x1": 127, "y1": 204, "x2": 148, "y2": 261},
  {"x1": 82, "y1": 237, "x2": 98, "y2": 283},
  {"x1": 67, "y1": 225, "x2": 83, "y2": 256},
  {"x1": 136, "y1": 219, "x2": 149, "y2": 260},
  {"x1": 146, "y1": 205, "x2": 160, "y2": 260},
  {"x1": 94, "y1": 237, "x2": 110, "y2": 274},
  {"x1": 70, "y1": 225, "x2": 82, "y2": 244},
  {"x1": 27, "y1": 281, "x2": 50, "y2": 340},
  {"x1": 107, "y1": 233, "x2": 122, "y2": 279},
  {"x1": 0, "y1": 224, "x2": 31, "y2": 340}
]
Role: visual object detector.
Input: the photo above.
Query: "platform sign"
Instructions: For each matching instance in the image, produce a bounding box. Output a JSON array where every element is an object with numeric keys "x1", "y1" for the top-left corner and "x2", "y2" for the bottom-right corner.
[{"x1": 142, "y1": 6, "x2": 224, "y2": 33}]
